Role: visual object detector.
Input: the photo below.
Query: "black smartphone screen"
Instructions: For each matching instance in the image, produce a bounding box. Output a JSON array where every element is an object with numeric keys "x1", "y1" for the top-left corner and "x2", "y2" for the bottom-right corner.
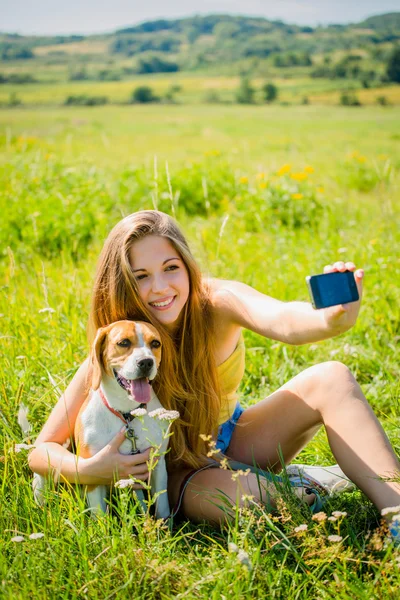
[{"x1": 307, "y1": 271, "x2": 359, "y2": 309}]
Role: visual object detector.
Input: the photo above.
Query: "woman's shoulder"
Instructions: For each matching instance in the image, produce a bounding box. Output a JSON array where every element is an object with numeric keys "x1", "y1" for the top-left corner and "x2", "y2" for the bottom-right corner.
[
  {"x1": 204, "y1": 277, "x2": 248, "y2": 307},
  {"x1": 203, "y1": 277, "x2": 247, "y2": 326}
]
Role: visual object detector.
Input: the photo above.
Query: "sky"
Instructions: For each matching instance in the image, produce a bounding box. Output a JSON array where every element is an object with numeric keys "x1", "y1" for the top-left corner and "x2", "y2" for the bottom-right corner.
[{"x1": 1, "y1": 0, "x2": 399, "y2": 36}]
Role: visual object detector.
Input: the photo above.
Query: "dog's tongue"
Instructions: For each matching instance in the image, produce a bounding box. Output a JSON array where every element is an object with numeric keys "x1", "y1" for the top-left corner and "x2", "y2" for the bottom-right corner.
[{"x1": 129, "y1": 378, "x2": 151, "y2": 404}]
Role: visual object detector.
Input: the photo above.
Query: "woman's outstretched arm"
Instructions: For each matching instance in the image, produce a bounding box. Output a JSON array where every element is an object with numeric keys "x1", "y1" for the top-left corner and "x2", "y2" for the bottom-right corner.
[{"x1": 210, "y1": 261, "x2": 364, "y2": 345}]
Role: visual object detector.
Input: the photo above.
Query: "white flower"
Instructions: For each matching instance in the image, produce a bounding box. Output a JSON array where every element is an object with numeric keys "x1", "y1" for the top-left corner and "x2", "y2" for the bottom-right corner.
[
  {"x1": 294, "y1": 524, "x2": 308, "y2": 532},
  {"x1": 157, "y1": 410, "x2": 180, "y2": 422},
  {"x1": 148, "y1": 408, "x2": 165, "y2": 418},
  {"x1": 114, "y1": 478, "x2": 137, "y2": 489},
  {"x1": 130, "y1": 408, "x2": 147, "y2": 417},
  {"x1": 11, "y1": 536, "x2": 25, "y2": 542},
  {"x1": 392, "y1": 514, "x2": 400, "y2": 523},
  {"x1": 228, "y1": 542, "x2": 238, "y2": 553},
  {"x1": 39, "y1": 307, "x2": 55, "y2": 314},
  {"x1": 14, "y1": 443, "x2": 34, "y2": 453},
  {"x1": 312, "y1": 512, "x2": 327, "y2": 522},
  {"x1": 18, "y1": 402, "x2": 31, "y2": 435},
  {"x1": 328, "y1": 516, "x2": 337, "y2": 522},
  {"x1": 29, "y1": 532, "x2": 44, "y2": 540},
  {"x1": 332, "y1": 511, "x2": 347, "y2": 518},
  {"x1": 148, "y1": 408, "x2": 179, "y2": 421},
  {"x1": 16, "y1": 356, "x2": 26, "y2": 360},
  {"x1": 237, "y1": 549, "x2": 252, "y2": 570},
  {"x1": 381, "y1": 506, "x2": 400, "y2": 517},
  {"x1": 327, "y1": 535, "x2": 343, "y2": 543}
]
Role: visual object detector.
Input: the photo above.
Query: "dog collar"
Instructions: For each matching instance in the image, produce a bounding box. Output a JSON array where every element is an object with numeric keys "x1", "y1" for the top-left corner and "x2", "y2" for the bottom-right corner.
[{"x1": 98, "y1": 388, "x2": 135, "y2": 425}]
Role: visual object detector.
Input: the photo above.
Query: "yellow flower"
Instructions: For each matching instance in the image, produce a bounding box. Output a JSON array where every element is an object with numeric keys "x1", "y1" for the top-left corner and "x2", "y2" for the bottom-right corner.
[
  {"x1": 369, "y1": 239, "x2": 377, "y2": 245},
  {"x1": 304, "y1": 165, "x2": 314, "y2": 174},
  {"x1": 349, "y1": 151, "x2": 366, "y2": 163},
  {"x1": 277, "y1": 164, "x2": 291, "y2": 176},
  {"x1": 317, "y1": 186, "x2": 325, "y2": 194},
  {"x1": 258, "y1": 181, "x2": 267, "y2": 189},
  {"x1": 291, "y1": 193, "x2": 303, "y2": 200},
  {"x1": 256, "y1": 172, "x2": 266, "y2": 180},
  {"x1": 204, "y1": 149, "x2": 220, "y2": 157},
  {"x1": 239, "y1": 176, "x2": 248, "y2": 184},
  {"x1": 291, "y1": 172, "x2": 308, "y2": 182}
]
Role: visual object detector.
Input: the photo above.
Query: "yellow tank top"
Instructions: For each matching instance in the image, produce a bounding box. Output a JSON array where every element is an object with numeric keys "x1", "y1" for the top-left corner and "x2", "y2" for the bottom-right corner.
[{"x1": 216, "y1": 333, "x2": 245, "y2": 425}]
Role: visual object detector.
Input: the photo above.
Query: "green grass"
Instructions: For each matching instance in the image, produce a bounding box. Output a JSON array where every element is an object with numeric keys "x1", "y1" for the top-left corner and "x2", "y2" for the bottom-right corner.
[{"x1": 1, "y1": 104, "x2": 400, "y2": 598}]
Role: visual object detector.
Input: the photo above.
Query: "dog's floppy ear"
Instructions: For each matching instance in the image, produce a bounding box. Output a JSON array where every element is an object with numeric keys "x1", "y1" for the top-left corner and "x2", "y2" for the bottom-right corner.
[{"x1": 91, "y1": 326, "x2": 109, "y2": 391}]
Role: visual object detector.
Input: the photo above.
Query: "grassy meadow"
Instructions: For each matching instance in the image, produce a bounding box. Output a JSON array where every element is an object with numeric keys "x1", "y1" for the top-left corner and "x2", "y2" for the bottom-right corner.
[{"x1": 1, "y1": 104, "x2": 400, "y2": 598}]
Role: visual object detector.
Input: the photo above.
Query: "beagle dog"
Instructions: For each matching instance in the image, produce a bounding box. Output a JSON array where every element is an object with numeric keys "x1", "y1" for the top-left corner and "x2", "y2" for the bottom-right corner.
[{"x1": 33, "y1": 320, "x2": 172, "y2": 519}]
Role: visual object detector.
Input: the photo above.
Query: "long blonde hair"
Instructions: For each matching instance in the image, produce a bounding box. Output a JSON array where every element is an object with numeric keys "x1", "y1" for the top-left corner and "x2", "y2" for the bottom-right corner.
[{"x1": 88, "y1": 210, "x2": 221, "y2": 468}]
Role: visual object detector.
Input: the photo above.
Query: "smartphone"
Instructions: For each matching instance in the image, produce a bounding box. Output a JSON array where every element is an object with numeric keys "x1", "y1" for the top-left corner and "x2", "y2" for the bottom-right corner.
[{"x1": 306, "y1": 270, "x2": 359, "y2": 309}]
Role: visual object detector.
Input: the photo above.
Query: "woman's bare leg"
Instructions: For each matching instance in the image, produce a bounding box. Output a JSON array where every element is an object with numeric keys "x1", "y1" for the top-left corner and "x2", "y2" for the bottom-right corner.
[
  {"x1": 168, "y1": 466, "x2": 316, "y2": 525},
  {"x1": 227, "y1": 361, "x2": 400, "y2": 512}
]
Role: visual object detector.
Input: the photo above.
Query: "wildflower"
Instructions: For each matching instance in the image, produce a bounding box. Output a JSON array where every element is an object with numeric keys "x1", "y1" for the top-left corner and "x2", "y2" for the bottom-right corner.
[
  {"x1": 256, "y1": 172, "x2": 266, "y2": 180},
  {"x1": 391, "y1": 514, "x2": 400, "y2": 526},
  {"x1": 241, "y1": 494, "x2": 255, "y2": 503},
  {"x1": 147, "y1": 408, "x2": 164, "y2": 418},
  {"x1": 39, "y1": 307, "x2": 55, "y2": 314},
  {"x1": 304, "y1": 166, "x2": 314, "y2": 174},
  {"x1": 29, "y1": 533, "x2": 44, "y2": 540},
  {"x1": 291, "y1": 193, "x2": 303, "y2": 200},
  {"x1": 207, "y1": 444, "x2": 220, "y2": 458},
  {"x1": 14, "y1": 443, "x2": 34, "y2": 453},
  {"x1": 290, "y1": 172, "x2": 308, "y2": 182},
  {"x1": 237, "y1": 549, "x2": 252, "y2": 571},
  {"x1": 11, "y1": 536, "x2": 25, "y2": 542},
  {"x1": 317, "y1": 187, "x2": 325, "y2": 194},
  {"x1": 328, "y1": 516, "x2": 337, "y2": 522},
  {"x1": 258, "y1": 181, "x2": 267, "y2": 189},
  {"x1": 277, "y1": 164, "x2": 291, "y2": 176},
  {"x1": 312, "y1": 511, "x2": 327, "y2": 522},
  {"x1": 219, "y1": 457, "x2": 229, "y2": 470},
  {"x1": 332, "y1": 511, "x2": 347, "y2": 518},
  {"x1": 130, "y1": 408, "x2": 147, "y2": 417},
  {"x1": 381, "y1": 506, "x2": 400, "y2": 517},
  {"x1": 231, "y1": 468, "x2": 251, "y2": 481},
  {"x1": 228, "y1": 542, "x2": 239, "y2": 553},
  {"x1": 369, "y1": 239, "x2": 377, "y2": 245},
  {"x1": 156, "y1": 410, "x2": 180, "y2": 422},
  {"x1": 114, "y1": 478, "x2": 137, "y2": 489},
  {"x1": 239, "y1": 176, "x2": 248, "y2": 184},
  {"x1": 294, "y1": 524, "x2": 308, "y2": 532},
  {"x1": 327, "y1": 535, "x2": 343, "y2": 543}
]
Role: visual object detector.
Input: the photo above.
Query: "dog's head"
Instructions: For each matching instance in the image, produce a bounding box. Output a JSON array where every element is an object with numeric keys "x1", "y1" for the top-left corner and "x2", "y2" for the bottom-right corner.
[{"x1": 91, "y1": 320, "x2": 162, "y2": 404}]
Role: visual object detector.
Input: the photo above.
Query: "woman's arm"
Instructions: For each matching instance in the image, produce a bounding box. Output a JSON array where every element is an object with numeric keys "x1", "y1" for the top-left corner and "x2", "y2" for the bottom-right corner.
[
  {"x1": 28, "y1": 358, "x2": 151, "y2": 487},
  {"x1": 211, "y1": 261, "x2": 364, "y2": 345}
]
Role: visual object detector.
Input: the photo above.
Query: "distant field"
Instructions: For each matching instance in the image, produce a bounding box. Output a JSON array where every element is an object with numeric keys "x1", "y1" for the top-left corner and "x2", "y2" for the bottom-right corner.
[
  {"x1": 0, "y1": 73, "x2": 398, "y2": 106},
  {"x1": 33, "y1": 40, "x2": 109, "y2": 56}
]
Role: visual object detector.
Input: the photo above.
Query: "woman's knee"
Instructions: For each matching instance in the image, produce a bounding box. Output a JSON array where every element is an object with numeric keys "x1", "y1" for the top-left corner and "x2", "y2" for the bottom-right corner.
[{"x1": 296, "y1": 360, "x2": 360, "y2": 412}]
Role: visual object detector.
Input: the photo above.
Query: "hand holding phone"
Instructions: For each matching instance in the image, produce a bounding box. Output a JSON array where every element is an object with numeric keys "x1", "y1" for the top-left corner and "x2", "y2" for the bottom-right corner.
[{"x1": 306, "y1": 270, "x2": 359, "y2": 310}]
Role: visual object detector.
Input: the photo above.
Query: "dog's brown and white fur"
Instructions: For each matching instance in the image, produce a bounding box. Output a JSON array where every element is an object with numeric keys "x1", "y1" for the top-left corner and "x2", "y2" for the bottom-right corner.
[{"x1": 33, "y1": 320, "x2": 170, "y2": 519}]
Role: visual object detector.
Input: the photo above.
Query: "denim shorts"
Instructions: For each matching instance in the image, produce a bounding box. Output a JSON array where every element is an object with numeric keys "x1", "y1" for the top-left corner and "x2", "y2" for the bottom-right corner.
[{"x1": 216, "y1": 402, "x2": 245, "y2": 453}]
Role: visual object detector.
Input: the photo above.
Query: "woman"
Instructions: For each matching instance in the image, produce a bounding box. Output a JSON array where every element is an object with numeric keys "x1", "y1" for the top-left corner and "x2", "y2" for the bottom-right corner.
[{"x1": 29, "y1": 210, "x2": 400, "y2": 533}]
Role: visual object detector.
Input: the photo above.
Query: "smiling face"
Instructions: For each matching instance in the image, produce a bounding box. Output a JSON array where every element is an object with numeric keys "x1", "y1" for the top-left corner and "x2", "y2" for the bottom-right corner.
[{"x1": 129, "y1": 235, "x2": 190, "y2": 331}]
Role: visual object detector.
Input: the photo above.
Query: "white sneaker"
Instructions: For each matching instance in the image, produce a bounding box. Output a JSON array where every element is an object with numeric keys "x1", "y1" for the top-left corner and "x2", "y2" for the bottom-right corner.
[{"x1": 285, "y1": 464, "x2": 356, "y2": 495}]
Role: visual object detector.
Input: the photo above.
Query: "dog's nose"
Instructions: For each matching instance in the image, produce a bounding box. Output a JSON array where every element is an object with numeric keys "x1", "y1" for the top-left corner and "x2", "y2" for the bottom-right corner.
[{"x1": 137, "y1": 358, "x2": 154, "y2": 373}]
